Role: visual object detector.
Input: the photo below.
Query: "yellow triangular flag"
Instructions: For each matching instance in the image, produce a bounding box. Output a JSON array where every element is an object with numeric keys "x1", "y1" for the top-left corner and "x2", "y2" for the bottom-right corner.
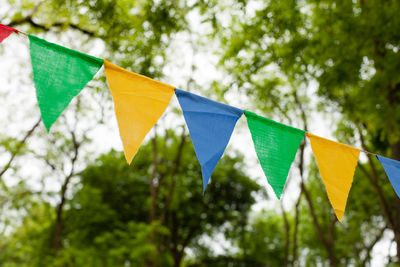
[
  {"x1": 104, "y1": 60, "x2": 175, "y2": 163},
  {"x1": 306, "y1": 132, "x2": 360, "y2": 222}
]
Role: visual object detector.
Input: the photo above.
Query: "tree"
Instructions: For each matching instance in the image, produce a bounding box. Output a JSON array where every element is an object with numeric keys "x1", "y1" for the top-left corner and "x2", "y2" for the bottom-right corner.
[
  {"x1": 217, "y1": 0, "x2": 400, "y2": 264},
  {"x1": 1, "y1": 0, "x2": 194, "y2": 256},
  {"x1": 0, "y1": 131, "x2": 264, "y2": 266}
]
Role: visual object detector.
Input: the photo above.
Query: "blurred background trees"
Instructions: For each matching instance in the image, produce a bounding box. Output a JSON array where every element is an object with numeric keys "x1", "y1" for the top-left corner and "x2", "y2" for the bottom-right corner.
[{"x1": 0, "y1": 0, "x2": 399, "y2": 266}]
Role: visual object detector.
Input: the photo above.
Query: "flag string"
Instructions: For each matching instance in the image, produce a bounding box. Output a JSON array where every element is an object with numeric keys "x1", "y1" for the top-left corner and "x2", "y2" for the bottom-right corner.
[
  {"x1": 17, "y1": 30, "x2": 28, "y2": 36},
  {"x1": 6, "y1": 25, "x2": 383, "y2": 159}
]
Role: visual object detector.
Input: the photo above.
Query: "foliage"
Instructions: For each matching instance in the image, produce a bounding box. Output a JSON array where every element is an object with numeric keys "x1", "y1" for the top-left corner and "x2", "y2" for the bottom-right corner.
[
  {"x1": 0, "y1": 132, "x2": 263, "y2": 266},
  {"x1": 1, "y1": 0, "x2": 400, "y2": 266},
  {"x1": 218, "y1": 0, "x2": 400, "y2": 265}
]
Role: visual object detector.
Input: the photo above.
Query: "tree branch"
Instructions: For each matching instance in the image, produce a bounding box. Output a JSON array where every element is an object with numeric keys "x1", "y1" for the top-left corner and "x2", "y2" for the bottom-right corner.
[
  {"x1": 159, "y1": 128, "x2": 186, "y2": 225},
  {"x1": 8, "y1": 17, "x2": 96, "y2": 37},
  {"x1": 0, "y1": 117, "x2": 41, "y2": 179},
  {"x1": 357, "y1": 126, "x2": 396, "y2": 230},
  {"x1": 359, "y1": 226, "x2": 387, "y2": 266}
]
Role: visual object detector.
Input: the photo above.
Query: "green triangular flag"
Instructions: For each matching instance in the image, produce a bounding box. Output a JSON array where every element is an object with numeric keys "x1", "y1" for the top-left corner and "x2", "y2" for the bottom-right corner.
[
  {"x1": 29, "y1": 35, "x2": 103, "y2": 131},
  {"x1": 245, "y1": 111, "x2": 305, "y2": 199}
]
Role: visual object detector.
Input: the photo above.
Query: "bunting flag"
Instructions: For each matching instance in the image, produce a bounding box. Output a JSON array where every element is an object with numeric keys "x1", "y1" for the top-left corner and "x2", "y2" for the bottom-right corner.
[
  {"x1": 5, "y1": 27, "x2": 400, "y2": 214},
  {"x1": 245, "y1": 111, "x2": 305, "y2": 199},
  {"x1": 103, "y1": 60, "x2": 175, "y2": 164},
  {"x1": 376, "y1": 155, "x2": 400, "y2": 198},
  {"x1": 29, "y1": 35, "x2": 103, "y2": 131},
  {"x1": 0, "y1": 24, "x2": 17, "y2": 43},
  {"x1": 175, "y1": 89, "x2": 243, "y2": 192},
  {"x1": 306, "y1": 133, "x2": 360, "y2": 222}
]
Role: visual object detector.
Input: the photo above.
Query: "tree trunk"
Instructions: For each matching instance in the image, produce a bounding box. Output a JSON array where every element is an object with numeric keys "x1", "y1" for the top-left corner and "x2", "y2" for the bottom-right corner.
[
  {"x1": 52, "y1": 130, "x2": 79, "y2": 252},
  {"x1": 146, "y1": 134, "x2": 159, "y2": 267},
  {"x1": 391, "y1": 140, "x2": 400, "y2": 262},
  {"x1": 281, "y1": 202, "x2": 290, "y2": 267},
  {"x1": 293, "y1": 89, "x2": 340, "y2": 266},
  {"x1": 301, "y1": 182, "x2": 338, "y2": 267},
  {"x1": 173, "y1": 251, "x2": 184, "y2": 267},
  {"x1": 53, "y1": 197, "x2": 65, "y2": 251},
  {"x1": 52, "y1": 170, "x2": 76, "y2": 251}
]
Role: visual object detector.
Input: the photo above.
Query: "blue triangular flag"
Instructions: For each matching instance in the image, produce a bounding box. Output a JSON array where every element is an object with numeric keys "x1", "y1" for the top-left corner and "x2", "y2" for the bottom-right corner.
[
  {"x1": 175, "y1": 89, "x2": 244, "y2": 192},
  {"x1": 376, "y1": 155, "x2": 400, "y2": 198}
]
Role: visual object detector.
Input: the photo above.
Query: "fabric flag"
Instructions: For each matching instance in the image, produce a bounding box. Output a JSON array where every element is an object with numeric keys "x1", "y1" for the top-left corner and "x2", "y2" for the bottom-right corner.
[
  {"x1": 175, "y1": 89, "x2": 244, "y2": 192},
  {"x1": 29, "y1": 35, "x2": 103, "y2": 131},
  {"x1": 244, "y1": 111, "x2": 305, "y2": 199},
  {"x1": 0, "y1": 24, "x2": 18, "y2": 43},
  {"x1": 103, "y1": 60, "x2": 174, "y2": 164},
  {"x1": 306, "y1": 132, "x2": 360, "y2": 222},
  {"x1": 376, "y1": 155, "x2": 400, "y2": 198}
]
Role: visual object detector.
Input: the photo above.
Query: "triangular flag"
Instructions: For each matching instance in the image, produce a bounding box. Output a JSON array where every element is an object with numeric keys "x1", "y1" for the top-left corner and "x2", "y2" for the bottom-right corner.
[
  {"x1": 306, "y1": 132, "x2": 360, "y2": 222},
  {"x1": 376, "y1": 155, "x2": 400, "y2": 198},
  {"x1": 103, "y1": 60, "x2": 174, "y2": 164},
  {"x1": 244, "y1": 111, "x2": 305, "y2": 199},
  {"x1": 175, "y1": 89, "x2": 243, "y2": 192},
  {"x1": 0, "y1": 24, "x2": 18, "y2": 43},
  {"x1": 29, "y1": 35, "x2": 103, "y2": 131}
]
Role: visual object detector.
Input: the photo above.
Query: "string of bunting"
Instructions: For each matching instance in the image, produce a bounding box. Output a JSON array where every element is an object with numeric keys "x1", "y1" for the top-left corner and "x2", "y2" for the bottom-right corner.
[{"x1": 1, "y1": 24, "x2": 400, "y2": 223}]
